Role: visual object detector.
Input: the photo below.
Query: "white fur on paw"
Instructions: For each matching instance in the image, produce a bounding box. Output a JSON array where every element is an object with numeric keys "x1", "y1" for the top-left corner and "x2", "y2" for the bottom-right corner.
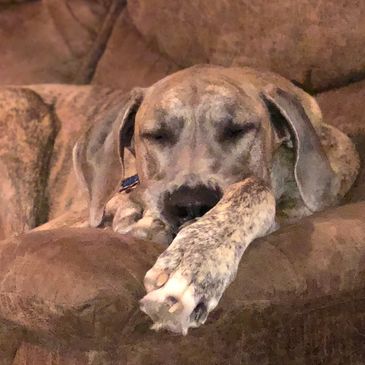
[
  {"x1": 140, "y1": 274, "x2": 197, "y2": 335},
  {"x1": 140, "y1": 268, "x2": 219, "y2": 335},
  {"x1": 113, "y1": 214, "x2": 173, "y2": 244}
]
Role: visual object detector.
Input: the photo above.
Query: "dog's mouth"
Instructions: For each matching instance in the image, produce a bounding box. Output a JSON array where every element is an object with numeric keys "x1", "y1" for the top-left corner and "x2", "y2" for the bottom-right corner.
[{"x1": 162, "y1": 184, "x2": 223, "y2": 234}]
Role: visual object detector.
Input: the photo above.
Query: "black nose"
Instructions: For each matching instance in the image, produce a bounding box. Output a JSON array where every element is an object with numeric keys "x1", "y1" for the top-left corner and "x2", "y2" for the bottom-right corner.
[{"x1": 163, "y1": 185, "x2": 222, "y2": 228}]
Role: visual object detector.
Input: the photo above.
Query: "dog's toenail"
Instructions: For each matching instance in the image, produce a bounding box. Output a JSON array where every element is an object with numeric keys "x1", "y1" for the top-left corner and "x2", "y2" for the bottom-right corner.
[
  {"x1": 156, "y1": 272, "x2": 169, "y2": 287},
  {"x1": 191, "y1": 302, "x2": 207, "y2": 322}
]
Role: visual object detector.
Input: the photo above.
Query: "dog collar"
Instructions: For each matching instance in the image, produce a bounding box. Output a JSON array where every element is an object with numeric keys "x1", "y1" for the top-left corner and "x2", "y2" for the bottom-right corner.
[{"x1": 120, "y1": 174, "x2": 140, "y2": 192}]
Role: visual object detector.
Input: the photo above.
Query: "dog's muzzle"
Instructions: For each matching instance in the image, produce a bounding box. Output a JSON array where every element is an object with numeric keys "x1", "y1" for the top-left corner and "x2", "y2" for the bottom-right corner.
[{"x1": 162, "y1": 184, "x2": 222, "y2": 229}]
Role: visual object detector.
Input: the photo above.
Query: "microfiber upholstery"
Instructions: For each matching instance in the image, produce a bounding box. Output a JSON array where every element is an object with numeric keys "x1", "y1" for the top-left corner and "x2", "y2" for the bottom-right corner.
[{"x1": 0, "y1": 203, "x2": 364, "y2": 364}]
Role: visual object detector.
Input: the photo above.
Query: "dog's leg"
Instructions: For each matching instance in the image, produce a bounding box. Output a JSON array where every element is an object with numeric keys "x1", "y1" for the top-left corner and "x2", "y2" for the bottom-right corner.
[
  {"x1": 140, "y1": 177, "x2": 276, "y2": 334},
  {"x1": 110, "y1": 191, "x2": 173, "y2": 245}
]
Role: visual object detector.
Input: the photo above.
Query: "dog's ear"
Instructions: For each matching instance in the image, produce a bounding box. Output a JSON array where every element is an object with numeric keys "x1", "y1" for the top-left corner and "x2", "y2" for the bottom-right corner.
[
  {"x1": 261, "y1": 86, "x2": 335, "y2": 212},
  {"x1": 73, "y1": 88, "x2": 145, "y2": 227}
]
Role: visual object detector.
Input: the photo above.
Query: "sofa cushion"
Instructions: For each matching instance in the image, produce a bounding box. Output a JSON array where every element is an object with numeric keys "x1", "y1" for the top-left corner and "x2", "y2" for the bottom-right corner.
[
  {"x1": 0, "y1": 1, "x2": 112, "y2": 85},
  {"x1": 0, "y1": 88, "x2": 57, "y2": 240},
  {"x1": 92, "y1": 9, "x2": 179, "y2": 91},
  {"x1": 128, "y1": 0, "x2": 365, "y2": 91},
  {"x1": 0, "y1": 202, "x2": 364, "y2": 363}
]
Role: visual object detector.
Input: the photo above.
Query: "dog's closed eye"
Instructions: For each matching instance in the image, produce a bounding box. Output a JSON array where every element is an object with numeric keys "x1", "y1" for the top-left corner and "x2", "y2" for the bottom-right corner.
[
  {"x1": 141, "y1": 127, "x2": 177, "y2": 146},
  {"x1": 218, "y1": 119, "x2": 258, "y2": 143}
]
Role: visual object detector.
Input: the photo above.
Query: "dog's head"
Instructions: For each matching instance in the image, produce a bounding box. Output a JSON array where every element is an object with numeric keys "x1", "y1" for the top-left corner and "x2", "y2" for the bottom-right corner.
[{"x1": 74, "y1": 65, "x2": 334, "y2": 230}]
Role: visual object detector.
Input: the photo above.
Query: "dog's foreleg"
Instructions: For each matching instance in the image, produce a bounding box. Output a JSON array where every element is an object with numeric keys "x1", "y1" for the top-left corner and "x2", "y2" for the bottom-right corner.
[{"x1": 140, "y1": 177, "x2": 276, "y2": 334}]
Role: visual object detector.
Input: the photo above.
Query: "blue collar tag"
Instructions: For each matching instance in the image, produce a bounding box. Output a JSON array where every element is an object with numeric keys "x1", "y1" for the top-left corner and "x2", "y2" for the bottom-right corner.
[{"x1": 120, "y1": 174, "x2": 140, "y2": 192}]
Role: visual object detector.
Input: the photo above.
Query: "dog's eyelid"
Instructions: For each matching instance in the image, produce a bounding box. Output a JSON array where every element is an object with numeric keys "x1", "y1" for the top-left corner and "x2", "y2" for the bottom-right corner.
[
  {"x1": 141, "y1": 128, "x2": 176, "y2": 145},
  {"x1": 243, "y1": 121, "x2": 260, "y2": 133},
  {"x1": 142, "y1": 130, "x2": 167, "y2": 138},
  {"x1": 142, "y1": 128, "x2": 168, "y2": 136},
  {"x1": 232, "y1": 121, "x2": 258, "y2": 132},
  {"x1": 218, "y1": 120, "x2": 259, "y2": 143}
]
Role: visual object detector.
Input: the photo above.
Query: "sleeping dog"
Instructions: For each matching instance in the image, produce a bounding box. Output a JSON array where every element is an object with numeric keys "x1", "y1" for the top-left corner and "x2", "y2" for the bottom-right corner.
[{"x1": 73, "y1": 65, "x2": 359, "y2": 334}]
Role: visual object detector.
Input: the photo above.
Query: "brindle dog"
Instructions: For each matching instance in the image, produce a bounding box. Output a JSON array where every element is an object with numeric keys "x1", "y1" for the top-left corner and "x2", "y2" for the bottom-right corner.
[{"x1": 73, "y1": 65, "x2": 360, "y2": 334}]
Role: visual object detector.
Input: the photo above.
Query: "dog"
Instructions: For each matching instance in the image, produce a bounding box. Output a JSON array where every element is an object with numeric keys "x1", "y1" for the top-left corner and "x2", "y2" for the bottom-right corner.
[{"x1": 73, "y1": 65, "x2": 360, "y2": 335}]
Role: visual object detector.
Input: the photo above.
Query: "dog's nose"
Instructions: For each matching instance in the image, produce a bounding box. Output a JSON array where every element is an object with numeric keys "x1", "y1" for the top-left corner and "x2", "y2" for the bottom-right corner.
[{"x1": 163, "y1": 185, "x2": 222, "y2": 228}]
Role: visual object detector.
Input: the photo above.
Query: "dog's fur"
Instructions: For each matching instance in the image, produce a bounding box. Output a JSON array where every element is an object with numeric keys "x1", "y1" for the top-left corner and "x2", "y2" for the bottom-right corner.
[{"x1": 73, "y1": 65, "x2": 360, "y2": 334}]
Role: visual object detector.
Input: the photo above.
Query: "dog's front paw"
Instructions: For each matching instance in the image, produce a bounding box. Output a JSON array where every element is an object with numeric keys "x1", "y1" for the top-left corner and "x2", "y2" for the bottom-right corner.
[
  {"x1": 111, "y1": 195, "x2": 173, "y2": 244},
  {"x1": 117, "y1": 214, "x2": 173, "y2": 245},
  {"x1": 140, "y1": 228, "x2": 236, "y2": 334}
]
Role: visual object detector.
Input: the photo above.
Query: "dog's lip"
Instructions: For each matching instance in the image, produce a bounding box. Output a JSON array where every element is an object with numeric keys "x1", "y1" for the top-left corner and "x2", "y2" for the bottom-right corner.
[
  {"x1": 177, "y1": 218, "x2": 199, "y2": 231},
  {"x1": 167, "y1": 218, "x2": 198, "y2": 239}
]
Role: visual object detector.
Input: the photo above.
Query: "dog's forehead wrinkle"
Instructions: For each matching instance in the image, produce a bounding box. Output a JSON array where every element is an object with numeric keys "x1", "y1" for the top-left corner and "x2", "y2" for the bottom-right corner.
[
  {"x1": 199, "y1": 97, "x2": 235, "y2": 119},
  {"x1": 150, "y1": 109, "x2": 185, "y2": 131},
  {"x1": 204, "y1": 83, "x2": 242, "y2": 98},
  {"x1": 161, "y1": 94, "x2": 185, "y2": 112},
  {"x1": 197, "y1": 93, "x2": 261, "y2": 127},
  {"x1": 157, "y1": 85, "x2": 199, "y2": 113}
]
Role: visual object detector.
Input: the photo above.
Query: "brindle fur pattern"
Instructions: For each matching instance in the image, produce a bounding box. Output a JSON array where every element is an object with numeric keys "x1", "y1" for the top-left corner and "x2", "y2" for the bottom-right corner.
[{"x1": 73, "y1": 65, "x2": 360, "y2": 334}]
